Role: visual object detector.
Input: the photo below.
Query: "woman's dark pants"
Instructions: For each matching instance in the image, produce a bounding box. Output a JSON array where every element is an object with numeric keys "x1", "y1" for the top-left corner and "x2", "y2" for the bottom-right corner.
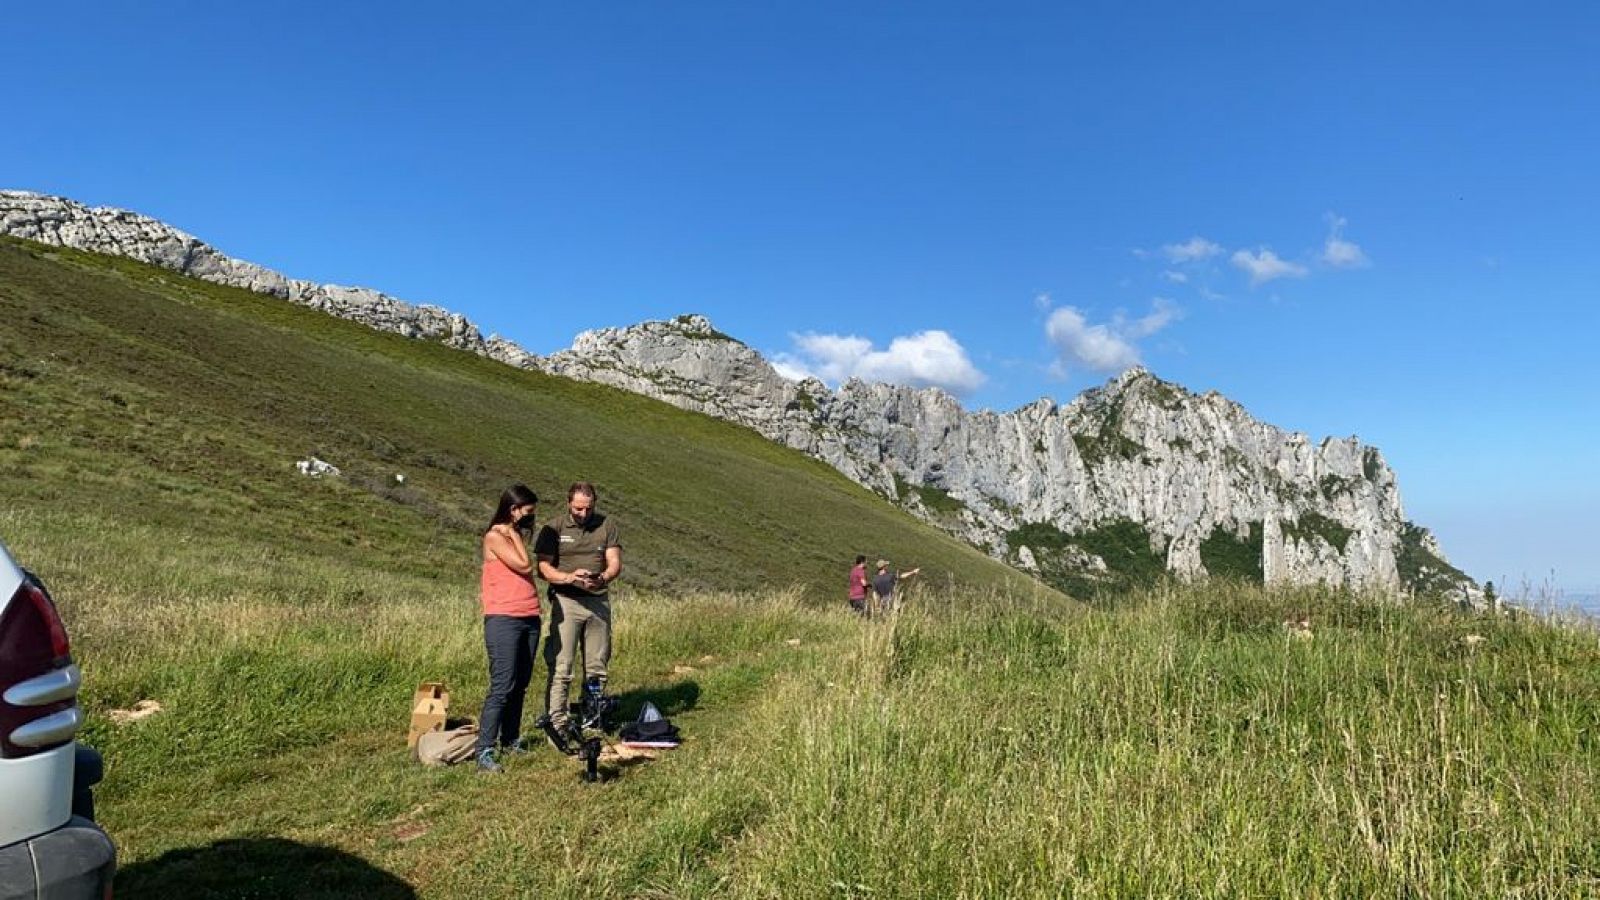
[{"x1": 478, "y1": 614, "x2": 541, "y2": 753}]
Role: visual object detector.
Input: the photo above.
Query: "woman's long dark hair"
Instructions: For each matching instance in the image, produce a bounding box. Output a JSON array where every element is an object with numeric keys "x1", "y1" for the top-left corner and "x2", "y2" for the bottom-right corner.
[{"x1": 488, "y1": 484, "x2": 540, "y2": 532}]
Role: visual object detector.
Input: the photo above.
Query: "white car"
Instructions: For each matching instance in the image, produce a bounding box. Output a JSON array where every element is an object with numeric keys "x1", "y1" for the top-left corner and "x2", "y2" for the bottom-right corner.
[{"x1": 0, "y1": 539, "x2": 115, "y2": 899}]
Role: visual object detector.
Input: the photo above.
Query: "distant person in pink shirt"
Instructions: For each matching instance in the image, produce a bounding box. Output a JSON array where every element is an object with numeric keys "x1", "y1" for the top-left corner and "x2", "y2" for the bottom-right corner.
[
  {"x1": 847, "y1": 555, "x2": 869, "y2": 616},
  {"x1": 475, "y1": 484, "x2": 542, "y2": 772}
]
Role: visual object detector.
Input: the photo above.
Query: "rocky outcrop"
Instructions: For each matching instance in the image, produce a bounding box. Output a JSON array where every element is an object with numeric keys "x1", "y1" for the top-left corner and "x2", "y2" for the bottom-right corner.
[
  {"x1": 541, "y1": 315, "x2": 884, "y2": 485},
  {"x1": 547, "y1": 316, "x2": 1439, "y2": 592},
  {"x1": 1, "y1": 190, "x2": 1474, "y2": 596},
  {"x1": 0, "y1": 191, "x2": 491, "y2": 353}
]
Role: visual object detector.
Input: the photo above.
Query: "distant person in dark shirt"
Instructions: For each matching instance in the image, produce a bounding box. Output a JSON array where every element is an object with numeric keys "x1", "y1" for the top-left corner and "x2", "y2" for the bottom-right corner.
[
  {"x1": 871, "y1": 559, "x2": 920, "y2": 616},
  {"x1": 533, "y1": 482, "x2": 623, "y2": 744}
]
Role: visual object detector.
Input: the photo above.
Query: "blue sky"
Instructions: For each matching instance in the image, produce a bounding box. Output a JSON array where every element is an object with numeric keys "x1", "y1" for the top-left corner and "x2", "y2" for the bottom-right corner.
[{"x1": 7, "y1": 2, "x2": 1598, "y2": 592}]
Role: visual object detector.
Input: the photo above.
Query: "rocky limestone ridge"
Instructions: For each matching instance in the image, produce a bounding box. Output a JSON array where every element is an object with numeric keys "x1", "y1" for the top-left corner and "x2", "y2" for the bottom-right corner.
[
  {"x1": 0, "y1": 191, "x2": 502, "y2": 357},
  {"x1": 0, "y1": 191, "x2": 1473, "y2": 596},
  {"x1": 544, "y1": 316, "x2": 1475, "y2": 597}
]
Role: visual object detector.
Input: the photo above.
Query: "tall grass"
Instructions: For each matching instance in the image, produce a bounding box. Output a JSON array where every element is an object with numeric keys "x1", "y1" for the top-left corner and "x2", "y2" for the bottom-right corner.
[
  {"x1": 716, "y1": 583, "x2": 1600, "y2": 898},
  {"x1": 24, "y1": 509, "x2": 1595, "y2": 898}
]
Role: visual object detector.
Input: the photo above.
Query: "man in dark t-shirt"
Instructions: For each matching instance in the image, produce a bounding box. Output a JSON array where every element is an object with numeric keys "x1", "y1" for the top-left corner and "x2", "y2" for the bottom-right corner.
[
  {"x1": 534, "y1": 481, "x2": 623, "y2": 737},
  {"x1": 871, "y1": 558, "x2": 920, "y2": 616}
]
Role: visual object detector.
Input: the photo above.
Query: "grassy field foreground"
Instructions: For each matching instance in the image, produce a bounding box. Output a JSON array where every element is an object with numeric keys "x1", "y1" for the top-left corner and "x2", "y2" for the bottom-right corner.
[{"x1": 7, "y1": 503, "x2": 1595, "y2": 898}]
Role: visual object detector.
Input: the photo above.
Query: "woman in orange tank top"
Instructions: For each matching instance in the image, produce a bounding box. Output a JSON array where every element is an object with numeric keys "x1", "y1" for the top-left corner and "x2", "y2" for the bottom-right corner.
[{"x1": 474, "y1": 484, "x2": 542, "y2": 772}]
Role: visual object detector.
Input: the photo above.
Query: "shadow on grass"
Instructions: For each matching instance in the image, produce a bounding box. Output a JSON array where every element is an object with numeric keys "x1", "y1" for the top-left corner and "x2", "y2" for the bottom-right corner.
[
  {"x1": 595, "y1": 749, "x2": 660, "y2": 783},
  {"x1": 612, "y1": 679, "x2": 700, "y2": 721},
  {"x1": 117, "y1": 838, "x2": 415, "y2": 899}
]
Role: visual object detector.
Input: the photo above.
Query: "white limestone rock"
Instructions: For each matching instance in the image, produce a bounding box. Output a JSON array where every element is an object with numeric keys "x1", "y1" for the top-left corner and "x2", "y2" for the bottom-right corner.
[
  {"x1": 533, "y1": 316, "x2": 1442, "y2": 592},
  {"x1": 1, "y1": 191, "x2": 496, "y2": 357}
]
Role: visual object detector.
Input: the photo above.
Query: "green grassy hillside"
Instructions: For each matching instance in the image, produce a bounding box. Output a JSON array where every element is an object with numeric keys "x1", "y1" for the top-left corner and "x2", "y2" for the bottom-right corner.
[{"x1": 0, "y1": 236, "x2": 1045, "y2": 598}]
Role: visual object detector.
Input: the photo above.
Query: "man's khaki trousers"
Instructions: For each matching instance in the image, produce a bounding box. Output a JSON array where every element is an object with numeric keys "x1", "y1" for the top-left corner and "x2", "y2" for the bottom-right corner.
[{"x1": 544, "y1": 592, "x2": 612, "y2": 727}]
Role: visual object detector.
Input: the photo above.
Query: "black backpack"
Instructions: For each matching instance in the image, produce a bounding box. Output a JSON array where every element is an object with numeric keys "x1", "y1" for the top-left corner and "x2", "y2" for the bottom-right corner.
[{"x1": 619, "y1": 701, "x2": 681, "y2": 743}]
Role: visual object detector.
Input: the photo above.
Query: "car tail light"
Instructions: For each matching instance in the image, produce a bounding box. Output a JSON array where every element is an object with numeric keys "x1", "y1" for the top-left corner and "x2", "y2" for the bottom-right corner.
[{"x1": 0, "y1": 574, "x2": 80, "y2": 758}]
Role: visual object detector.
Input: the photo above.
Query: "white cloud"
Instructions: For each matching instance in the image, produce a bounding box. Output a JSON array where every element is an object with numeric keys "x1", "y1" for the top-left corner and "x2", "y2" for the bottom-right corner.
[
  {"x1": 1322, "y1": 238, "x2": 1366, "y2": 268},
  {"x1": 773, "y1": 330, "x2": 986, "y2": 394},
  {"x1": 1230, "y1": 248, "x2": 1308, "y2": 286},
  {"x1": 770, "y1": 359, "x2": 814, "y2": 382},
  {"x1": 1045, "y1": 299, "x2": 1180, "y2": 377},
  {"x1": 775, "y1": 334, "x2": 871, "y2": 384},
  {"x1": 1047, "y1": 308, "x2": 1137, "y2": 373},
  {"x1": 1160, "y1": 270, "x2": 1189, "y2": 284},
  {"x1": 1320, "y1": 214, "x2": 1370, "y2": 268},
  {"x1": 1162, "y1": 236, "x2": 1224, "y2": 263},
  {"x1": 1119, "y1": 298, "x2": 1181, "y2": 338}
]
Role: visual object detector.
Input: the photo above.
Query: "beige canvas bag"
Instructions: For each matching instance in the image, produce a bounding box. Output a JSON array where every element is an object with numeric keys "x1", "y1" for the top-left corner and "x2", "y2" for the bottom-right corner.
[{"x1": 416, "y1": 723, "x2": 479, "y2": 767}]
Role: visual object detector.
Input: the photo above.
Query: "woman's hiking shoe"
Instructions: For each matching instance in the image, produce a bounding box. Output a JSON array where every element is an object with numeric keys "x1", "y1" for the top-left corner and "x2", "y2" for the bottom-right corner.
[
  {"x1": 501, "y1": 736, "x2": 535, "y2": 756},
  {"x1": 476, "y1": 749, "x2": 503, "y2": 773}
]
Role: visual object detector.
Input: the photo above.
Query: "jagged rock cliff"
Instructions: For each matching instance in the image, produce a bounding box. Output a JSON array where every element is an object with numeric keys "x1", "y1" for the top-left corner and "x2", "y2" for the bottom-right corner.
[
  {"x1": 1, "y1": 190, "x2": 1473, "y2": 596},
  {"x1": 543, "y1": 316, "x2": 1466, "y2": 594}
]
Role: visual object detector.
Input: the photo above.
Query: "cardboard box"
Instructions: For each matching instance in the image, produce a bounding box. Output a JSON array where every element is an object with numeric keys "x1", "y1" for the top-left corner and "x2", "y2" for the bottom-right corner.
[{"x1": 407, "y1": 681, "x2": 450, "y2": 748}]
